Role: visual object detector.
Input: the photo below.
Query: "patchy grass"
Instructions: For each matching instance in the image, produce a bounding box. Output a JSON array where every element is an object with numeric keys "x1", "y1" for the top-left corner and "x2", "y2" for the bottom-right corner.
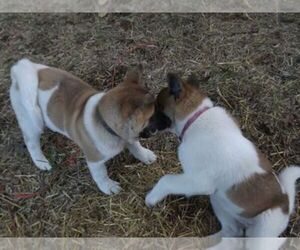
[{"x1": 0, "y1": 13, "x2": 299, "y2": 237}]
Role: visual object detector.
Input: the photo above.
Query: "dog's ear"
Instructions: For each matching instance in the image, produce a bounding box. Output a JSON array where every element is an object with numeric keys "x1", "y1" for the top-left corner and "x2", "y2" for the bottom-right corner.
[
  {"x1": 124, "y1": 64, "x2": 143, "y2": 85},
  {"x1": 167, "y1": 73, "x2": 182, "y2": 100},
  {"x1": 187, "y1": 72, "x2": 210, "y2": 87},
  {"x1": 126, "y1": 93, "x2": 155, "y2": 117}
]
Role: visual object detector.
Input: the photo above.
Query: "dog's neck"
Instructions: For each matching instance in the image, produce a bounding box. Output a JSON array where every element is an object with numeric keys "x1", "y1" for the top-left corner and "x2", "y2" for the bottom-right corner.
[
  {"x1": 84, "y1": 93, "x2": 124, "y2": 145},
  {"x1": 175, "y1": 98, "x2": 214, "y2": 140},
  {"x1": 95, "y1": 110, "x2": 120, "y2": 138}
]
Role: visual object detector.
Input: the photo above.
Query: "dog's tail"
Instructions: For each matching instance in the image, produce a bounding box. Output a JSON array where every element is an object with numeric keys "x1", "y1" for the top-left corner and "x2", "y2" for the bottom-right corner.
[
  {"x1": 10, "y1": 58, "x2": 46, "y2": 131},
  {"x1": 278, "y1": 165, "x2": 300, "y2": 214}
]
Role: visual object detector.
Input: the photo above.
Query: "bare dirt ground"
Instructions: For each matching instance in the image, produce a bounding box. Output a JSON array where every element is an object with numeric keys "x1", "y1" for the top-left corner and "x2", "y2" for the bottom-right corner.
[{"x1": 0, "y1": 13, "x2": 299, "y2": 237}]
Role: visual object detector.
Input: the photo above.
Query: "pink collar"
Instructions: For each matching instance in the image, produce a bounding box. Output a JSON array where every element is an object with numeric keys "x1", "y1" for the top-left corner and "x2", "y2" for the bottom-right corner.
[{"x1": 179, "y1": 107, "x2": 210, "y2": 141}]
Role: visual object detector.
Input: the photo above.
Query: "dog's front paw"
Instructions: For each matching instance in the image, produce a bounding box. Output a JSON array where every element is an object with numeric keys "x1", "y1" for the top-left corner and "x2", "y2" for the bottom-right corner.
[
  {"x1": 145, "y1": 190, "x2": 162, "y2": 207},
  {"x1": 99, "y1": 178, "x2": 122, "y2": 195},
  {"x1": 139, "y1": 148, "x2": 157, "y2": 165}
]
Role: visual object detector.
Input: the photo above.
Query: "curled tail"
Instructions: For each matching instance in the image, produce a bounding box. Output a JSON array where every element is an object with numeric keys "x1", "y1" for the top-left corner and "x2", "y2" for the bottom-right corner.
[
  {"x1": 278, "y1": 165, "x2": 300, "y2": 214},
  {"x1": 10, "y1": 58, "x2": 45, "y2": 131}
]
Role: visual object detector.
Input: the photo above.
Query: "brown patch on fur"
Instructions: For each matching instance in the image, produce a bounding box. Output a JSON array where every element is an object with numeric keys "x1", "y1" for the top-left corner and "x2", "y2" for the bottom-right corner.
[
  {"x1": 176, "y1": 81, "x2": 206, "y2": 120},
  {"x1": 156, "y1": 80, "x2": 206, "y2": 121},
  {"x1": 70, "y1": 108, "x2": 102, "y2": 162},
  {"x1": 38, "y1": 68, "x2": 102, "y2": 162},
  {"x1": 38, "y1": 68, "x2": 83, "y2": 90},
  {"x1": 97, "y1": 81, "x2": 155, "y2": 140},
  {"x1": 227, "y1": 172, "x2": 289, "y2": 218}
]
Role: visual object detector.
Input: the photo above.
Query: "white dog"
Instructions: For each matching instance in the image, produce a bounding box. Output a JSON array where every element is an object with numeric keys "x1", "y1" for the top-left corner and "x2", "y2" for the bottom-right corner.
[
  {"x1": 10, "y1": 59, "x2": 170, "y2": 195},
  {"x1": 146, "y1": 73, "x2": 300, "y2": 237}
]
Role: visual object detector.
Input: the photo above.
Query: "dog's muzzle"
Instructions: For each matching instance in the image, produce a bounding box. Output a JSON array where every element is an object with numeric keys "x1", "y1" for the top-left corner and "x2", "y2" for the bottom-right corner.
[{"x1": 139, "y1": 109, "x2": 172, "y2": 138}]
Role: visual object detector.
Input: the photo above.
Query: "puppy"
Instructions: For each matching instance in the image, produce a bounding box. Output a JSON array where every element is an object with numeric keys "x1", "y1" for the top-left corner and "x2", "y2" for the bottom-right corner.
[
  {"x1": 145, "y1": 73, "x2": 300, "y2": 237},
  {"x1": 10, "y1": 59, "x2": 170, "y2": 195}
]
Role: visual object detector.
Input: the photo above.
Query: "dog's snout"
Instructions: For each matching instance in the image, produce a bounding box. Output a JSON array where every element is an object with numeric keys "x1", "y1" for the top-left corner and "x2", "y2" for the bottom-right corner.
[{"x1": 139, "y1": 108, "x2": 171, "y2": 138}]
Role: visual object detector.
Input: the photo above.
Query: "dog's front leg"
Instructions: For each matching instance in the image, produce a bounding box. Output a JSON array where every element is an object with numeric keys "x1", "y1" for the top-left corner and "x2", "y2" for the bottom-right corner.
[
  {"x1": 127, "y1": 141, "x2": 157, "y2": 165},
  {"x1": 145, "y1": 173, "x2": 215, "y2": 207},
  {"x1": 87, "y1": 161, "x2": 121, "y2": 195}
]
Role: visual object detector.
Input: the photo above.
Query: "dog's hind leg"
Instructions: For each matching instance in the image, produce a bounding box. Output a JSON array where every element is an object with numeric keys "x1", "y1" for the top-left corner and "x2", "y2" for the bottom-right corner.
[
  {"x1": 10, "y1": 84, "x2": 51, "y2": 171},
  {"x1": 210, "y1": 195, "x2": 244, "y2": 237},
  {"x1": 245, "y1": 208, "x2": 289, "y2": 237}
]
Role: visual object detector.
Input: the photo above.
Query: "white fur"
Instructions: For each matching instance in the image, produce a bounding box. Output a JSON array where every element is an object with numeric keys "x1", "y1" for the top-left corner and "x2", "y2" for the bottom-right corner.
[
  {"x1": 10, "y1": 59, "x2": 51, "y2": 170},
  {"x1": 146, "y1": 99, "x2": 300, "y2": 237},
  {"x1": 87, "y1": 161, "x2": 121, "y2": 195},
  {"x1": 127, "y1": 141, "x2": 157, "y2": 165},
  {"x1": 83, "y1": 93, "x2": 125, "y2": 159},
  {"x1": 207, "y1": 237, "x2": 287, "y2": 250},
  {"x1": 10, "y1": 58, "x2": 157, "y2": 195},
  {"x1": 10, "y1": 59, "x2": 45, "y2": 132},
  {"x1": 279, "y1": 166, "x2": 300, "y2": 213}
]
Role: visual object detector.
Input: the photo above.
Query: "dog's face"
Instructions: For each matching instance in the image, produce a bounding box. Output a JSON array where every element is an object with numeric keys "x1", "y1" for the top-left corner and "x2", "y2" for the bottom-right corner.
[
  {"x1": 156, "y1": 73, "x2": 207, "y2": 125},
  {"x1": 98, "y1": 66, "x2": 171, "y2": 142},
  {"x1": 139, "y1": 104, "x2": 172, "y2": 138}
]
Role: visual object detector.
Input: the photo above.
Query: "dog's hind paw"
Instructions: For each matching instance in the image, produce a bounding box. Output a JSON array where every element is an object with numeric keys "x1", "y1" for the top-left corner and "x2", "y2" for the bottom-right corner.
[{"x1": 35, "y1": 160, "x2": 52, "y2": 171}]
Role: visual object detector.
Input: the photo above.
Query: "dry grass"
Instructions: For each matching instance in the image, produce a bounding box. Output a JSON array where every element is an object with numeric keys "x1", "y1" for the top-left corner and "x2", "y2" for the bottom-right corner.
[{"x1": 0, "y1": 13, "x2": 299, "y2": 237}]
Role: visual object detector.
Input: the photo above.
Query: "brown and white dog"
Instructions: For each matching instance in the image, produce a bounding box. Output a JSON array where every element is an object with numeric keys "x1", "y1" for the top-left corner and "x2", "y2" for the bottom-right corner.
[
  {"x1": 145, "y1": 73, "x2": 300, "y2": 237},
  {"x1": 10, "y1": 59, "x2": 170, "y2": 195}
]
